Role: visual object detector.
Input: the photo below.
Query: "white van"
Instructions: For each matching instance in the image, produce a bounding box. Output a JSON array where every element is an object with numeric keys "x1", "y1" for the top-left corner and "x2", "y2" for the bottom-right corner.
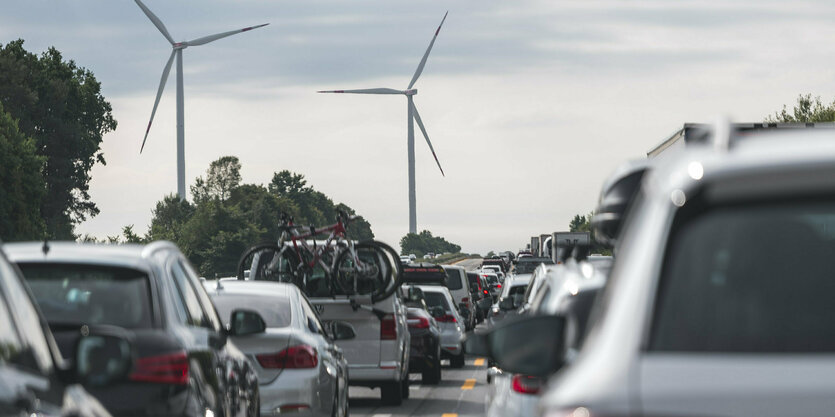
[{"x1": 441, "y1": 265, "x2": 476, "y2": 330}]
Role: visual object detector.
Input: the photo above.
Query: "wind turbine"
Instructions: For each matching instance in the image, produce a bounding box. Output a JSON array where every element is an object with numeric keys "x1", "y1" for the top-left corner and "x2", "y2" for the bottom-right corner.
[
  {"x1": 135, "y1": 0, "x2": 268, "y2": 200},
  {"x1": 319, "y1": 12, "x2": 448, "y2": 234}
]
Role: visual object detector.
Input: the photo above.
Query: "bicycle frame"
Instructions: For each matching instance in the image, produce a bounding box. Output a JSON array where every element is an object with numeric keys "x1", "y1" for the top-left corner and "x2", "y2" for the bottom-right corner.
[{"x1": 278, "y1": 216, "x2": 363, "y2": 276}]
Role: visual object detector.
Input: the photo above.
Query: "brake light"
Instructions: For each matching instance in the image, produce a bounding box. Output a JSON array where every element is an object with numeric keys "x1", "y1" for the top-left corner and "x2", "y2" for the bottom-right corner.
[
  {"x1": 381, "y1": 314, "x2": 397, "y2": 340},
  {"x1": 130, "y1": 351, "x2": 189, "y2": 385},
  {"x1": 484, "y1": 290, "x2": 489, "y2": 295},
  {"x1": 256, "y1": 345, "x2": 318, "y2": 369},
  {"x1": 461, "y1": 297, "x2": 469, "y2": 303},
  {"x1": 511, "y1": 374, "x2": 542, "y2": 395},
  {"x1": 496, "y1": 284, "x2": 502, "y2": 289},
  {"x1": 435, "y1": 314, "x2": 457, "y2": 323},
  {"x1": 406, "y1": 311, "x2": 430, "y2": 329}
]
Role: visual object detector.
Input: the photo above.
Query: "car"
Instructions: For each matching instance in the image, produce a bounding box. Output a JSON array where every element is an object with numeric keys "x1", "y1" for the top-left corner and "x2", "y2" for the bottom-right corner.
[
  {"x1": 441, "y1": 265, "x2": 477, "y2": 330},
  {"x1": 467, "y1": 271, "x2": 492, "y2": 322},
  {"x1": 400, "y1": 255, "x2": 411, "y2": 264},
  {"x1": 203, "y1": 280, "x2": 351, "y2": 417},
  {"x1": 485, "y1": 256, "x2": 610, "y2": 417},
  {"x1": 513, "y1": 256, "x2": 554, "y2": 275},
  {"x1": 0, "y1": 243, "x2": 128, "y2": 417},
  {"x1": 414, "y1": 285, "x2": 466, "y2": 368},
  {"x1": 480, "y1": 272, "x2": 502, "y2": 301},
  {"x1": 480, "y1": 127, "x2": 835, "y2": 417},
  {"x1": 481, "y1": 258, "x2": 507, "y2": 273},
  {"x1": 401, "y1": 285, "x2": 443, "y2": 384},
  {"x1": 5, "y1": 241, "x2": 260, "y2": 417},
  {"x1": 488, "y1": 273, "x2": 531, "y2": 327}
]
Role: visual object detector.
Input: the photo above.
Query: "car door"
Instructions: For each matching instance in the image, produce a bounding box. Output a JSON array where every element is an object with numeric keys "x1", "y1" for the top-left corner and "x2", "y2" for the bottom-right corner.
[
  {"x1": 299, "y1": 293, "x2": 338, "y2": 412},
  {"x1": 167, "y1": 256, "x2": 228, "y2": 414}
]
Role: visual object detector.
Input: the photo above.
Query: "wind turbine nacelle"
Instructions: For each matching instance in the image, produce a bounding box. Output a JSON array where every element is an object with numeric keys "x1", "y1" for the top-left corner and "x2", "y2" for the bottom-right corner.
[
  {"x1": 405, "y1": 89, "x2": 418, "y2": 96},
  {"x1": 172, "y1": 42, "x2": 188, "y2": 50}
]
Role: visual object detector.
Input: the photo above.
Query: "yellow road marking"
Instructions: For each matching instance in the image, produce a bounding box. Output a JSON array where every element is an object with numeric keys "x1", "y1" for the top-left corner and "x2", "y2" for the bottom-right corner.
[
  {"x1": 461, "y1": 378, "x2": 476, "y2": 390},
  {"x1": 473, "y1": 358, "x2": 485, "y2": 366},
  {"x1": 442, "y1": 414, "x2": 458, "y2": 417}
]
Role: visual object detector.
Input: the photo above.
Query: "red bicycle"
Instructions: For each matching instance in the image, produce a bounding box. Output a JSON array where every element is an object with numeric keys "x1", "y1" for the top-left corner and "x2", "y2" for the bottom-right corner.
[{"x1": 237, "y1": 210, "x2": 402, "y2": 301}]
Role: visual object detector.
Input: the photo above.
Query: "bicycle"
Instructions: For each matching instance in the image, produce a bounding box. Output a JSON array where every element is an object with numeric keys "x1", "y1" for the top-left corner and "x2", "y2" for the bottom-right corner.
[{"x1": 237, "y1": 210, "x2": 402, "y2": 302}]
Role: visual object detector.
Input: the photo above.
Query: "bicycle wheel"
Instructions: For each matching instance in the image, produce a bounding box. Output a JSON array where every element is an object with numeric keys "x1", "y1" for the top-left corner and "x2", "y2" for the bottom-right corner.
[
  {"x1": 333, "y1": 242, "x2": 387, "y2": 297},
  {"x1": 364, "y1": 240, "x2": 403, "y2": 302},
  {"x1": 237, "y1": 243, "x2": 305, "y2": 286}
]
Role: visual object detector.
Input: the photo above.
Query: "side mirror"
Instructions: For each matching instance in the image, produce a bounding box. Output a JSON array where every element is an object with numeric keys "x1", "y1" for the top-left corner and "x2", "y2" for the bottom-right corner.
[
  {"x1": 229, "y1": 309, "x2": 267, "y2": 336},
  {"x1": 490, "y1": 315, "x2": 567, "y2": 377},
  {"x1": 329, "y1": 321, "x2": 357, "y2": 341},
  {"x1": 74, "y1": 326, "x2": 134, "y2": 387},
  {"x1": 499, "y1": 297, "x2": 514, "y2": 311},
  {"x1": 430, "y1": 306, "x2": 445, "y2": 319}
]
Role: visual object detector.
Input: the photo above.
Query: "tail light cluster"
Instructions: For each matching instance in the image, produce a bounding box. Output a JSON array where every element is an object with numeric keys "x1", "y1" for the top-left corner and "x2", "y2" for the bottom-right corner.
[
  {"x1": 435, "y1": 314, "x2": 457, "y2": 323},
  {"x1": 511, "y1": 374, "x2": 543, "y2": 395},
  {"x1": 256, "y1": 345, "x2": 318, "y2": 369},
  {"x1": 380, "y1": 314, "x2": 397, "y2": 340},
  {"x1": 406, "y1": 311, "x2": 430, "y2": 329},
  {"x1": 130, "y1": 351, "x2": 189, "y2": 385}
]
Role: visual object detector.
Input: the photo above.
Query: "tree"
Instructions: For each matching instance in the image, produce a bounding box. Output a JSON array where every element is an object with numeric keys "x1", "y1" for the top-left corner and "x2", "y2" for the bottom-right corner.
[
  {"x1": 148, "y1": 195, "x2": 194, "y2": 242},
  {"x1": 0, "y1": 103, "x2": 46, "y2": 240},
  {"x1": 0, "y1": 40, "x2": 117, "y2": 238},
  {"x1": 400, "y1": 230, "x2": 461, "y2": 257},
  {"x1": 191, "y1": 156, "x2": 242, "y2": 202},
  {"x1": 568, "y1": 212, "x2": 611, "y2": 255},
  {"x1": 766, "y1": 94, "x2": 835, "y2": 123}
]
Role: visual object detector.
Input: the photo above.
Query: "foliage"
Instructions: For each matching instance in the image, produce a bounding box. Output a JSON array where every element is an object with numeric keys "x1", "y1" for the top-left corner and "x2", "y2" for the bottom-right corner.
[
  {"x1": 0, "y1": 103, "x2": 46, "y2": 241},
  {"x1": 486, "y1": 251, "x2": 495, "y2": 257},
  {"x1": 400, "y1": 230, "x2": 461, "y2": 257},
  {"x1": 0, "y1": 39, "x2": 117, "y2": 239},
  {"x1": 135, "y1": 157, "x2": 375, "y2": 277},
  {"x1": 569, "y1": 212, "x2": 611, "y2": 255},
  {"x1": 765, "y1": 94, "x2": 835, "y2": 123}
]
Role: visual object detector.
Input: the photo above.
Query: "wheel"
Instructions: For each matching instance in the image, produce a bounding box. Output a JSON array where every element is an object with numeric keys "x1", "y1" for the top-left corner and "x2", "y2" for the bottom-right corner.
[
  {"x1": 364, "y1": 240, "x2": 404, "y2": 301},
  {"x1": 401, "y1": 374, "x2": 410, "y2": 399},
  {"x1": 237, "y1": 242, "x2": 306, "y2": 286},
  {"x1": 380, "y1": 380, "x2": 403, "y2": 406},
  {"x1": 334, "y1": 242, "x2": 390, "y2": 299},
  {"x1": 422, "y1": 354, "x2": 441, "y2": 384},
  {"x1": 450, "y1": 353, "x2": 465, "y2": 369}
]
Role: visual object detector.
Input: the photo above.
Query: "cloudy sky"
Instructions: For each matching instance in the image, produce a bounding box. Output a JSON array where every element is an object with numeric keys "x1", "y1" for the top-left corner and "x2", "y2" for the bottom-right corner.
[{"x1": 3, "y1": 0, "x2": 835, "y2": 254}]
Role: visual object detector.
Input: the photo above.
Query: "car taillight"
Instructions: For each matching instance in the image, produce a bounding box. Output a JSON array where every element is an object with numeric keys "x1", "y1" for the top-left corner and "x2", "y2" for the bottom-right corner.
[
  {"x1": 511, "y1": 374, "x2": 542, "y2": 395},
  {"x1": 435, "y1": 314, "x2": 457, "y2": 323},
  {"x1": 484, "y1": 290, "x2": 489, "y2": 295},
  {"x1": 406, "y1": 312, "x2": 430, "y2": 329},
  {"x1": 381, "y1": 314, "x2": 397, "y2": 340},
  {"x1": 130, "y1": 351, "x2": 189, "y2": 385},
  {"x1": 496, "y1": 284, "x2": 502, "y2": 289},
  {"x1": 256, "y1": 345, "x2": 318, "y2": 369},
  {"x1": 461, "y1": 297, "x2": 469, "y2": 303}
]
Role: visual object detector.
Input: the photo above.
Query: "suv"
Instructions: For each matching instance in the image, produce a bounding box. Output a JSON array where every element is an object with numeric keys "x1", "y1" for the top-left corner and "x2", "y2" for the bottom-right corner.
[
  {"x1": 478, "y1": 127, "x2": 835, "y2": 417},
  {"x1": 6, "y1": 241, "x2": 260, "y2": 416},
  {"x1": 467, "y1": 271, "x2": 492, "y2": 322},
  {"x1": 441, "y1": 265, "x2": 476, "y2": 330}
]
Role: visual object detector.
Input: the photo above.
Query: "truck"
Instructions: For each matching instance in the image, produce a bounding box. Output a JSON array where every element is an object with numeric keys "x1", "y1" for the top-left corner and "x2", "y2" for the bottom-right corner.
[{"x1": 550, "y1": 231, "x2": 591, "y2": 263}]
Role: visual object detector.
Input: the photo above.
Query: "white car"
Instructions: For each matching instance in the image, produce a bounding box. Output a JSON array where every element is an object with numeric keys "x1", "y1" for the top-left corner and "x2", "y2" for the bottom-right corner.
[
  {"x1": 205, "y1": 280, "x2": 351, "y2": 417},
  {"x1": 441, "y1": 265, "x2": 476, "y2": 330},
  {"x1": 414, "y1": 285, "x2": 466, "y2": 368}
]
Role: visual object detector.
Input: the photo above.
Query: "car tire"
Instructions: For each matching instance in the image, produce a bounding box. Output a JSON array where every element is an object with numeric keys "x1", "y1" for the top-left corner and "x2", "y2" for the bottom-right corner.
[
  {"x1": 450, "y1": 353, "x2": 465, "y2": 369},
  {"x1": 380, "y1": 380, "x2": 403, "y2": 406},
  {"x1": 401, "y1": 374, "x2": 410, "y2": 399}
]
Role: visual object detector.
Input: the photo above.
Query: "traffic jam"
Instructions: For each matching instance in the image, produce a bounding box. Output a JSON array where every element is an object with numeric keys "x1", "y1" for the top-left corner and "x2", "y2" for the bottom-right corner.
[{"x1": 3, "y1": 122, "x2": 835, "y2": 416}]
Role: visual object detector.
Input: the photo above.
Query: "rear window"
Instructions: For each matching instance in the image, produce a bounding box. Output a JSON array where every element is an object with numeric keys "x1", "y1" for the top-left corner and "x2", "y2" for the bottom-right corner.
[
  {"x1": 651, "y1": 198, "x2": 835, "y2": 352},
  {"x1": 211, "y1": 294, "x2": 292, "y2": 328},
  {"x1": 403, "y1": 266, "x2": 447, "y2": 286},
  {"x1": 19, "y1": 263, "x2": 153, "y2": 329},
  {"x1": 423, "y1": 291, "x2": 450, "y2": 311},
  {"x1": 445, "y1": 269, "x2": 463, "y2": 290},
  {"x1": 508, "y1": 285, "x2": 528, "y2": 296},
  {"x1": 515, "y1": 258, "x2": 553, "y2": 274}
]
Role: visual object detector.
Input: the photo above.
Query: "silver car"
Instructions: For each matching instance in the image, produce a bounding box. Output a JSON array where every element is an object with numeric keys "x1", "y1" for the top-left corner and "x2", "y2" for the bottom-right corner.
[
  {"x1": 415, "y1": 285, "x2": 466, "y2": 368},
  {"x1": 204, "y1": 280, "x2": 351, "y2": 417}
]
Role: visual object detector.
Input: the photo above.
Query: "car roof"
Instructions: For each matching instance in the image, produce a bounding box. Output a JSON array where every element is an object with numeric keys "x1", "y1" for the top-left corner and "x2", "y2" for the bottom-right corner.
[
  {"x1": 204, "y1": 279, "x2": 294, "y2": 298},
  {"x1": 507, "y1": 275, "x2": 532, "y2": 286},
  {"x1": 3, "y1": 241, "x2": 180, "y2": 273}
]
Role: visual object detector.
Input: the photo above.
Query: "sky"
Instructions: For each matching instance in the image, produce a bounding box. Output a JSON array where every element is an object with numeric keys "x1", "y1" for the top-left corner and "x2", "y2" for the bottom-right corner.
[{"x1": 3, "y1": 0, "x2": 835, "y2": 255}]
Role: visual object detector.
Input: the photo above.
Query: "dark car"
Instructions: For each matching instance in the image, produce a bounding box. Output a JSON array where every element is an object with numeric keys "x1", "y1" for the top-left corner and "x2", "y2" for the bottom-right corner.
[
  {"x1": 402, "y1": 286, "x2": 442, "y2": 384},
  {"x1": 5, "y1": 241, "x2": 260, "y2": 417},
  {"x1": 0, "y1": 243, "x2": 134, "y2": 417},
  {"x1": 467, "y1": 272, "x2": 491, "y2": 322},
  {"x1": 480, "y1": 258, "x2": 507, "y2": 273},
  {"x1": 513, "y1": 256, "x2": 554, "y2": 275}
]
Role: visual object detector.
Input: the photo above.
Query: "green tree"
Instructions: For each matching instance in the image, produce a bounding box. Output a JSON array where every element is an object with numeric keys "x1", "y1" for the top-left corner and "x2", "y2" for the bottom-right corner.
[
  {"x1": 766, "y1": 94, "x2": 835, "y2": 123},
  {"x1": 192, "y1": 156, "x2": 242, "y2": 202},
  {"x1": 400, "y1": 230, "x2": 461, "y2": 257},
  {"x1": 0, "y1": 103, "x2": 46, "y2": 240},
  {"x1": 0, "y1": 40, "x2": 117, "y2": 238},
  {"x1": 148, "y1": 195, "x2": 194, "y2": 242}
]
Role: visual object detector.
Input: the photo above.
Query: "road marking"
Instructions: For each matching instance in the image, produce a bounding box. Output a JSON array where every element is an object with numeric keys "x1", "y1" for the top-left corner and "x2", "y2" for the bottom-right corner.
[
  {"x1": 442, "y1": 414, "x2": 458, "y2": 417},
  {"x1": 372, "y1": 414, "x2": 391, "y2": 417},
  {"x1": 473, "y1": 358, "x2": 485, "y2": 366},
  {"x1": 461, "y1": 378, "x2": 476, "y2": 390}
]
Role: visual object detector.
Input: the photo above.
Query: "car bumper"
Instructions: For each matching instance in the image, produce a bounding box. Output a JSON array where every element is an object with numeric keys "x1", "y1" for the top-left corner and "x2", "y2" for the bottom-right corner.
[
  {"x1": 347, "y1": 363, "x2": 403, "y2": 385},
  {"x1": 259, "y1": 369, "x2": 328, "y2": 417}
]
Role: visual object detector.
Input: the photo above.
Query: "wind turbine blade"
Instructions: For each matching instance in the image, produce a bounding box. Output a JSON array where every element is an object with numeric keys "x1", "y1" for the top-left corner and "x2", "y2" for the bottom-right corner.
[
  {"x1": 184, "y1": 23, "x2": 269, "y2": 46},
  {"x1": 134, "y1": 0, "x2": 175, "y2": 44},
  {"x1": 140, "y1": 50, "x2": 176, "y2": 153},
  {"x1": 317, "y1": 88, "x2": 404, "y2": 94},
  {"x1": 411, "y1": 102, "x2": 445, "y2": 177},
  {"x1": 407, "y1": 11, "x2": 448, "y2": 90}
]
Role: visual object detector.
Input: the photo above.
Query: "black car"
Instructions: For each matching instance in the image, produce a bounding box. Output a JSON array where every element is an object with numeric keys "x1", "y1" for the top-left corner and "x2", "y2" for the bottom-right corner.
[
  {"x1": 402, "y1": 286, "x2": 442, "y2": 384},
  {"x1": 466, "y1": 272, "x2": 491, "y2": 322},
  {"x1": 0, "y1": 243, "x2": 134, "y2": 416},
  {"x1": 5, "y1": 241, "x2": 260, "y2": 417}
]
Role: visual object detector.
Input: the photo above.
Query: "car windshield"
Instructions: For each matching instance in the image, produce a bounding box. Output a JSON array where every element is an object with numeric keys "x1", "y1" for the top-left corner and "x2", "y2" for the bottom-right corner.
[
  {"x1": 423, "y1": 291, "x2": 450, "y2": 311},
  {"x1": 19, "y1": 263, "x2": 153, "y2": 329},
  {"x1": 651, "y1": 200, "x2": 835, "y2": 352},
  {"x1": 211, "y1": 294, "x2": 292, "y2": 328}
]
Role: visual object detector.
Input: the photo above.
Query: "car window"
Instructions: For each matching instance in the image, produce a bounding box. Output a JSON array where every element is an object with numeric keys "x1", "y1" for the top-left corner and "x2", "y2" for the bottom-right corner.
[
  {"x1": 445, "y1": 269, "x2": 463, "y2": 290},
  {"x1": 423, "y1": 291, "x2": 451, "y2": 311},
  {"x1": 0, "y1": 259, "x2": 53, "y2": 372},
  {"x1": 0, "y1": 288, "x2": 25, "y2": 366},
  {"x1": 299, "y1": 295, "x2": 326, "y2": 336},
  {"x1": 178, "y1": 259, "x2": 221, "y2": 331},
  {"x1": 211, "y1": 294, "x2": 292, "y2": 328},
  {"x1": 508, "y1": 285, "x2": 528, "y2": 297},
  {"x1": 651, "y1": 199, "x2": 835, "y2": 352},
  {"x1": 171, "y1": 261, "x2": 211, "y2": 329},
  {"x1": 20, "y1": 263, "x2": 153, "y2": 329}
]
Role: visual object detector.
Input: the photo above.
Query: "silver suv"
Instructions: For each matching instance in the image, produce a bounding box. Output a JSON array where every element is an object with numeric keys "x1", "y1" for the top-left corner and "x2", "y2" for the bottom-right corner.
[{"x1": 474, "y1": 126, "x2": 835, "y2": 417}]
